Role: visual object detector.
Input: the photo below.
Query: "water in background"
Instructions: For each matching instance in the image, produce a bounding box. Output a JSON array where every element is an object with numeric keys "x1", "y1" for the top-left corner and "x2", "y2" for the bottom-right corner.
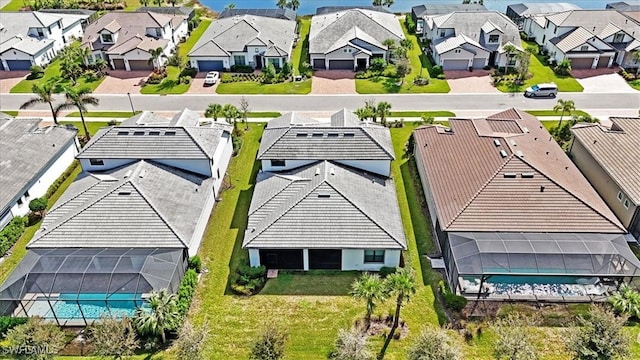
[{"x1": 200, "y1": 0, "x2": 615, "y2": 15}]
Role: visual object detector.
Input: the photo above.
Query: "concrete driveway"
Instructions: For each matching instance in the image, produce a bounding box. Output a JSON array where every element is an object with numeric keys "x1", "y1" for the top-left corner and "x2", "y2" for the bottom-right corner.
[
  {"x1": 0, "y1": 71, "x2": 28, "y2": 93},
  {"x1": 312, "y1": 70, "x2": 355, "y2": 94},
  {"x1": 95, "y1": 70, "x2": 149, "y2": 94},
  {"x1": 188, "y1": 72, "x2": 219, "y2": 94},
  {"x1": 576, "y1": 73, "x2": 637, "y2": 93}
]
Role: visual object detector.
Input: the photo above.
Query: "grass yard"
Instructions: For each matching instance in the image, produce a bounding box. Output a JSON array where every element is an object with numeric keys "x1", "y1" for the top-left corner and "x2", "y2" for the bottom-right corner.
[
  {"x1": 629, "y1": 79, "x2": 640, "y2": 91},
  {"x1": 389, "y1": 111, "x2": 455, "y2": 118},
  {"x1": 10, "y1": 59, "x2": 105, "y2": 94},
  {"x1": 59, "y1": 121, "x2": 111, "y2": 137},
  {"x1": 216, "y1": 79, "x2": 311, "y2": 94},
  {"x1": 261, "y1": 271, "x2": 360, "y2": 296},
  {"x1": 140, "y1": 66, "x2": 190, "y2": 95},
  {"x1": 525, "y1": 110, "x2": 590, "y2": 117},
  {"x1": 496, "y1": 41, "x2": 583, "y2": 93},
  {"x1": 65, "y1": 111, "x2": 140, "y2": 118},
  {"x1": 0, "y1": 110, "x2": 19, "y2": 116},
  {"x1": 356, "y1": 20, "x2": 450, "y2": 94},
  {"x1": 179, "y1": 19, "x2": 212, "y2": 58},
  {"x1": 291, "y1": 18, "x2": 310, "y2": 75},
  {"x1": 0, "y1": 0, "x2": 26, "y2": 10},
  {"x1": 246, "y1": 112, "x2": 281, "y2": 118}
]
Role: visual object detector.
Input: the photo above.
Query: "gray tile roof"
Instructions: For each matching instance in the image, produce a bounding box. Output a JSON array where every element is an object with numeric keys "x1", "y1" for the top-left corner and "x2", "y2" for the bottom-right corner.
[
  {"x1": 136, "y1": 6, "x2": 195, "y2": 19},
  {"x1": 434, "y1": 34, "x2": 485, "y2": 54},
  {"x1": 0, "y1": 119, "x2": 77, "y2": 217},
  {"x1": 0, "y1": 11, "x2": 73, "y2": 55},
  {"x1": 549, "y1": 27, "x2": 616, "y2": 53},
  {"x1": 309, "y1": 8, "x2": 404, "y2": 55},
  {"x1": 507, "y1": 3, "x2": 581, "y2": 17},
  {"x1": 243, "y1": 161, "x2": 406, "y2": 249},
  {"x1": 413, "y1": 3, "x2": 487, "y2": 18},
  {"x1": 316, "y1": 6, "x2": 390, "y2": 15},
  {"x1": 219, "y1": 8, "x2": 296, "y2": 21},
  {"x1": 607, "y1": 2, "x2": 640, "y2": 11},
  {"x1": 258, "y1": 111, "x2": 394, "y2": 161},
  {"x1": 571, "y1": 118, "x2": 640, "y2": 204},
  {"x1": 430, "y1": 11, "x2": 522, "y2": 50},
  {"x1": 545, "y1": 10, "x2": 640, "y2": 39},
  {"x1": 29, "y1": 160, "x2": 213, "y2": 249},
  {"x1": 189, "y1": 14, "x2": 296, "y2": 57}
]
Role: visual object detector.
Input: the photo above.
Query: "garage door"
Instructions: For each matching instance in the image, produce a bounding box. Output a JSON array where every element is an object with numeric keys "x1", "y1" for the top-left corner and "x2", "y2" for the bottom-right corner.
[
  {"x1": 197, "y1": 60, "x2": 224, "y2": 71},
  {"x1": 309, "y1": 249, "x2": 342, "y2": 270},
  {"x1": 472, "y1": 57, "x2": 487, "y2": 69},
  {"x1": 442, "y1": 59, "x2": 469, "y2": 70},
  {"x1": 312, "y1": 58, "x2": 325, "y2": 69},
  {"x1": 328, "y1": 60, "x2": 353, "y2": 70},
  {"x1": 568, "y1": 57, "x2": 594, "y2": 69},
  {"x1": 259, "y1": 249, "x2": 303, "y2": 269},
  {"x1": 128, "y1": 60, "x2": 154, "y2": 71},
  {"x1": 112, "y1": 59, "x2": 126, "y2": 70},
  {"x1": 597, "y1": 56, "x2": 611, "y2": 68},
  {"x1": 6, "y1": 60, "x2": 32, "y2": 71}
]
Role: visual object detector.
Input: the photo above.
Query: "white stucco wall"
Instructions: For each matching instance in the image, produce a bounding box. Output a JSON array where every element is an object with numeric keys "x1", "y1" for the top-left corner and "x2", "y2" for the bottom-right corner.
[
  {"x1": 154, "y1": 159, "x2": 212, "y2": 177},
  {"x1": 173, "y1": 20, "x2": 188, "y2": 44},
  {"x1": 79, "y1": 158, "x2": 136, "y2": 172},
  {"x1": 62, "y1": 21, "x2": 84, "y2": 44},
  {"x1": 212, "y1": 131, "x2": 233, "y2": 197},
  {"x1": 187, "y1": 186, "x2": 216, "y2": 256},
  {"x1": 341, "y1": 249, "x2": 401, "y2": 271},
  {"x1": 334, "y1": 160, "x2": 390, "y2": 177},
  {"x1": 260, "y1": 159, "x2": 316, "y2": 173}
]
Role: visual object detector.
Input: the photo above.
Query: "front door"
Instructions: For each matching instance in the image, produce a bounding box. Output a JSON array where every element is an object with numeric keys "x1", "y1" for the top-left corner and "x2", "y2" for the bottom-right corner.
[
  {"x1": 356, "y1": 58, "x2": 367, "y2": 71},
  {"x1": 254, "y1": 55, "x2": 262, "y2": 69}
]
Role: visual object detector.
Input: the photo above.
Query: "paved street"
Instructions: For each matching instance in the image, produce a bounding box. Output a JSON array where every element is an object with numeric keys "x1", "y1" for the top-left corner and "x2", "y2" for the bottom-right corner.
[{"x1": 0, "y1": 92, "x2": 637, "y2": 113}]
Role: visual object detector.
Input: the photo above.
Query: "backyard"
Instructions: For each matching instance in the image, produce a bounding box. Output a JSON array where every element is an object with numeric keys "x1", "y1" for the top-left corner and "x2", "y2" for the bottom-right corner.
[
  {"x1": 495, "y1": 41, "x2": 583, "y2": 93},
  {"x1": 355, "y1": 20, "x2": 450, "y2": 94},
  {"x1": 2, "y1": 0, "x2": 145, "y2": 11},
  {"x1": 10, "y1": 59, "x2": 105, "y2": 94}
]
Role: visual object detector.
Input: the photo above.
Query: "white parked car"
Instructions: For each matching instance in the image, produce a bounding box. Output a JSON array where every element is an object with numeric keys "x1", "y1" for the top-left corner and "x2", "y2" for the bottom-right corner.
[{"x1": 204, "y1": 71, "x2": 219, "y2": 85}]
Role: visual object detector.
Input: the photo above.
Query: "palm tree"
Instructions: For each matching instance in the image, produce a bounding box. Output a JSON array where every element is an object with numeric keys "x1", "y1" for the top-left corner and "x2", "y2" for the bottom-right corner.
[
  {"x1": 148, "y1": 47, "x2": 168, "y2": 71},
  {"x1": 382, "y1": 39, "x2": 396, "y2": 62},
  {"x1": 225, "y1": 3, "x2": 236, "y2": 10},
  {"x1": 154, "y1": 0, "x2": 163, "y2": 7},
  {"x1": 553, "y1": 99, "x2": 576, "y2": 128},
  {"x1": 351, "y1": 273, "x2": 387, "y2": 330},
  {"x1": 355, "y1": 107, "x2": 373, "y2": 121},
  {"x1": 223, "y1": 103, "x2": 239, "y2": 129},
  {"x1": 376, "y1": 101, "x2": 392, "y2": 126},
  {"x1": 502, "y1": 43, "x2": 518, "y2": 74},
  {"x1": 20, "y1": 83, "x2": 59, "y2": 124},
  {"x1": 54, "y1": 87, "x2": 99, "y2": 140},
  {"x1": 287, "y1": 0, "x2": 300, "y2": 11},
  {"x1": 277, "y1": 0, "x2": 287, "y2": 9},
  {"x1": 609, "y1": 284, "x2": 640, "y2": 319},
  {"x1": 205, "y1": 103, "x2": 224, "y2": 121},
  {"x1": 377, "y1": 268, "x2": 417, "y2": 360},
  {"x1": 383, "y1": 0, "x2": 394, "y2": 7},
  {"x1": 133, "y1": 289, "x2": 180, "y2": 344}
]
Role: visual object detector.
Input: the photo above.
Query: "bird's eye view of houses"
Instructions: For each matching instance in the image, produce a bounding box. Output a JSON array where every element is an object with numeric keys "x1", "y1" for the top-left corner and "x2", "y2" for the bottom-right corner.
[{"x1": 0, "y1": 0, "x2": 639, "y2": 359}]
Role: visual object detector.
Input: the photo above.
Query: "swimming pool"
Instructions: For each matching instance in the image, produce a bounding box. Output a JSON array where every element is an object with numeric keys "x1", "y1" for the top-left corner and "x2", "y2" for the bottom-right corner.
[{"x1": 31, "y1": 293, "x2": 146, "y2": 320}]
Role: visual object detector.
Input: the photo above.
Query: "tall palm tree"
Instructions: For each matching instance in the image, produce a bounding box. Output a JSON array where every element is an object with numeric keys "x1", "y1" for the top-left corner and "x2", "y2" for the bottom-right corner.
[
  {"x1": 377, "y1": 268, "x2": 417, "y2": 360},
  {"x1": 351, "y1": 273, "x2": 388, "y2": 330},
  {"x1": 148, "y1": 47, "x2": 168, "y2": 71},
  {"x1": 54, "y1": 87, "x2": 99, "y2": 140},
  {"x1": 223, "y1": 103, "x2": 239, "y2": 129},
  {"x1": 133, "y1": 289, "x2": 180, "y2": 344},
  {"x1": 355, "y1": 107, "x2": 373, "y2": 121},
  {"x1": 502, "y1": 43, "x2": 518, "y2": 74},
  {"x1": 382, "y1": 39, "x2": 396, "y2": 62},
  {"x1": 553, "y1": 99, "x2": 576, "y2": 128},
  {"x1": 205, "y1": 103, "x2": 224, "y2": 121},
  {"x1": 376, "y1": 101, "x2": 392, "y2": 126},
  {"x1": 20, "y1": 83, "x2": 59, "y2": 124},
  {"x1": 277, "y1": 0, "x2": 287, "y2": 9},
  {"x1": 287, "y1": 0, "x2": 300, "y2": 11}
]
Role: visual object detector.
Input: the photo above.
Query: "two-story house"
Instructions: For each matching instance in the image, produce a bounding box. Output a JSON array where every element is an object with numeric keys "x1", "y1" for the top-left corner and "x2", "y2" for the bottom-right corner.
[
  {"x1": 411, "y1": 3, "x2": 487, "y2": 33},
  {"x1": 81, "y1": 12, "x2": 188, "y2": 71},
  {"x1": 188, "y1": 9, "x2": 296, "y2": 72},
  {"x1": 523, "y1": 10, "x2": 640, "y2": 69},
  {"x1": 423, "y1": 11, "x2": 523, "y2": 70},
  {"x1": 0, "y1": 11, "x2": 90, "y2": 71},
  {"x1": 243, "y1": 110, "x2": 406, "y2": 271}
]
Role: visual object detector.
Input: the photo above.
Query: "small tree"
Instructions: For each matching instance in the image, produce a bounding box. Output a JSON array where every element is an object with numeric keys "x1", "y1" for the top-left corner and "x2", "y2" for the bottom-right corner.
[
  {"x1": 89, "y1": 315, "x2": 139, "y2": 359},
  {"x1": 287, "y1": 0, "x2": 300, "y2": 11},
  {"x1": 239, "y1": 96, "x2": 250, "y2": 131},
  {"x1": 554, "y1": 59, "x2": 572, "y2": 75},
  {"x1": 369, "y1": 58, "x2": 386, "y2": 72},
  {"x1": 364, "y1": 98, "x2": 378, "y2": 122},
  {"x1": 174, "y1": 320, "x2": 209, "y2": 360},
  {"x1": 396, "y1": 57, "x2": 411, "y2": 86},
  {"x1": 376, "y1": 101, "x2": 392, "y2": 127},
  {"x1": 351, "y1": 273, "x2": 387, "y2": 330},
  {"x1": 492, "y1": 313, "x2": 539, "y2": 360},
  {"x1": 355, "y1": 107, "x2": 374, "y2": 121},
  {"x1": 4, "y1": 317, "x2": 66, "y2": 360},
  {"x1": 28, "y1": 197, "x2": 47, "y2": 218},
  {"x1": 280, "y1": 62, "x2": 293, "y2": 80},
  {"x1": 407, "y1": 327, "x2": 461, "y2": 360},
  {"x1": 609, "y1": 284, "x2": 640, "y2": 320},
  {"x1": 148, "y1": 47, "x2": 168, "y2": 71},
  {"x1": 249, "y1": 324, "x2": 287, "y2": 360},
  {"x1": 502, "y1": 43, "x2": 518, "y2": 74},
  {"x1": 382, "y1": 38, "x2": 396, "y2": 61},
  {"x1": 223, "y1": 103, "x2": 239, "y2": 129},
  {"x1": 205, "y1": 103, "x2": 224, "y2": 121},
  {"x1": 262, "y1": 63, "x2": 277, "y2": 84},
  {"x1": 133, "y1": 289, "x2": 180, "y2": 344},
  {"x1": 383, "y1": 0, "x2": 394, "y2": 7},
  {"x1": 566, "y1": 305, "x2": 630, "y2": 360},
  {"x1": 225, "y1": 3, "x2": 236, "y2": 10},
  {"x1": 553, "y1": 99, "x2": 576, "y2": 128},
  {"x1": 420, "y1": 114, "x2": 435, "y2": 124},
  {"x1": 377, "y1": 268, "x2": 417, "y2": 359},
  {"x1": 330, "y1": 328, "x2": 374, "y2": 360}
]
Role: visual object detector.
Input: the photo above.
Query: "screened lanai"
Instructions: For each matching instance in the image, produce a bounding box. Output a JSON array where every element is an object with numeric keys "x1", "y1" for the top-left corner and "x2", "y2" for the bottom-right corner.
[
  {"x1": 0, "y1": 248, "x2": 186, "y2": 326},
  {"x1": 447, "y1": 232, "x2": 640, "y2": 301}
]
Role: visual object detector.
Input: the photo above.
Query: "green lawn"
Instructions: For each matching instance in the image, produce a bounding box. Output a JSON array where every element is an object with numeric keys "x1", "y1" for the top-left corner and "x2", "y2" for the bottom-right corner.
[
  {"x1": 10, "y1": 59, "x2": 105, "y2": 93},
  {"x1": 291, "y1": 18, "x2": 311, "y2": 74},
  {"x1": 179, "y1": 19, "x2": 212, "y2": 58},
  {"x1": 261, "y1": 271, "x2": 360, "y2": 296},
  {"x1": 216, "y1": 79, "x2": 311, "y2": 94},
  {"x1": 629, "y1": 79, "x2": 640, "y2": 90},
  {"x1": 0, "y1": 110, "x2": 19, "y2": 116},
  {"x1": 246, "y1": 112, "x2": 281, "y2": 118},
  {"x1": 496, "y1": 41, "x2": 583, "y2": 93},
  {"x1": 65, "y1": 111, "x2": 139, "y2": 118},
  {"x1": 525, "y1": 110, "x2": 590, "y2": 117},
  {"x1": 356, "y1": 20, "x2": 450, "y2": 94},
  {"x1": 140, "y1": 66, "x2": 190, "y2": 95},
  {"x1": 389, "y1": 111, "x2": 455, "y2": 118},
  {"x1": 59, "y1": 121, "x2": 111, "y2": 137}
]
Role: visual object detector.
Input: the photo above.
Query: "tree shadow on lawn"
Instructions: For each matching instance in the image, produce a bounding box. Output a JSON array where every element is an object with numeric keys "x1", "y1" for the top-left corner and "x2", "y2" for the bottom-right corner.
[{"x1": 369, "y1": 76, "x2": 401, "y2": 93}]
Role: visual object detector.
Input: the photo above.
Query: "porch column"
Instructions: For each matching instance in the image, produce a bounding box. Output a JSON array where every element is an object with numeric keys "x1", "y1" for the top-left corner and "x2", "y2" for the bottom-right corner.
[
  {"x1": 591, "y1": 57, "x2": 598, "y2": 69},
  {"x1": 366, "y1": 57, "x2": 369, "y2": 68},
  {"x1": 124, "y1": 59, "x2": 131, "y2": 71},
  {"x1": 1, "y1": 59, "x2": 8, "y2": 71},
  {"x1": 303, "y1": 249, "x2": 309, "y2": 271},
  {"x1": 325, "y1": 60, "x2": 329, "y2": 70},
  {"x1": 248, "y1": 249, "x2": 261, "y2": 267},
  {"x1": 607, "y1": 56, "x2": 614, "y2": 67}
]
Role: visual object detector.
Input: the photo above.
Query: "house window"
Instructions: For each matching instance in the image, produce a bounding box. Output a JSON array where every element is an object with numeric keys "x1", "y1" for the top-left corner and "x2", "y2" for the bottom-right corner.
[
  {"x1": 617, "y1": 191, "x2": 624, "y2": 201},
  {"x1": 364, "y1": 250, "x2": 385, "y2": 263},
  {"x1": 90, "y1": 159, "x2": 104, "y2": 166},
  {"x1": 624, "y1": 199, "x2": 630, "y2": 209},
  {"x1": 614, "y1": 33, "x2": 624, "y2": 43},
  {"x1": 24, "y1": 191, "x2": 30, "y2": 198},
  {"x1": 101, "y1": 33, "x2": 113, "y2": 43},
  {"x1": 36, "y1": 28, "x2": 45, "y2": 37},
  {"x1": 440, "y1": 31, "x2": 445, "y2": 37},
  {"x1": 508, "y1": 57, "x2": 517, "y2": 66},
  {"x1": 489, "y1": 35, "x2": 500, "y2": 43},
  {"x1": 268, "y1": 58, "x2": 279, "y2": 68},
  {"x1": 155, "y1": 28, "x2": 162, "y2": 37},
  {"x1": 580, "y1": 45, "x2": 588, "y2": 51},
  {"x1": 17, "y1": 198, "x2": 23, "y2": 206},
  {"x1": 217, "y1": 169, "x2": 220, "y2": 179},
  {"x1": 233, "y1": 55, "x2": 246, "y2": 66},
  {"x1": 270, "y1": 159, "x2": 285, "y2": 167}
]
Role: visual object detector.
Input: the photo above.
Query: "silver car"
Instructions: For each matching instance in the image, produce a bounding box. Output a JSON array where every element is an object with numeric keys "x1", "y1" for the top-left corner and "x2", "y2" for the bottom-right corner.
[{"x1": 524, "y1": 83, "x2": 558, "y2": 98}]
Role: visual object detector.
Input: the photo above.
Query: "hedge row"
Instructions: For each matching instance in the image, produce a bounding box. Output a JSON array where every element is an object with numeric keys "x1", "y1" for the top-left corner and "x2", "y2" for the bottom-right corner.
[
  {"x1": 0, "y1": 216, "x2": 28, "y2": 257},
  {"x1": 177, "y1": 269, "x2": 198, "y2": 317},
  {"x1": 0, "y1": 316, "x2": 28, "y2": 338},
  {"x1": 45, "y1": 160, "x2": 79, "y2": 199}
]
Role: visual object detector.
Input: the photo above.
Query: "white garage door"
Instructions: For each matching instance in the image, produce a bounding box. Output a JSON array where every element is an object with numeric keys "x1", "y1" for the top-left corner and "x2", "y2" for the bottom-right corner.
[{"x1": 442, "y1": 59, "x2": 469, "y2": 70}]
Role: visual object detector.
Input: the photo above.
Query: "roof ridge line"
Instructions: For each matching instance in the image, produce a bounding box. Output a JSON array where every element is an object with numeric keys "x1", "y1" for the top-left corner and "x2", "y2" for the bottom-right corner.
[
  {"x1": 248, "y1": 174, "x2": 312, "y2": 216},
  {"x1": 46, "y1": 177, "x2": 104, "y2": 215},
  {"x1": 77, "y1": 126, "x2": 115, "y2": 157},
  {"x1": 182, "y1": 126, "x2": 214, "y2": 160},
  {"x1": 257, "y1": 126, "x2": 292, "y2": 158},
  {"x1": 359, "y1": 126, "x2": 395, "y2": 160}
]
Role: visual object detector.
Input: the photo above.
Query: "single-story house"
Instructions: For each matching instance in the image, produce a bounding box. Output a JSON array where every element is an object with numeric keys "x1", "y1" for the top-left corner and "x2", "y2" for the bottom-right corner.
[
  {"x1": 423, "y1": 11, "x2": 523, "y2": 70},
  {"x1": 82, "y1": 12, "x2": 188, "y2": 71},
  {"x1": 244, "y1": 110, "x2": 405, "y2": 271},
  {"x1": 0, "y1": 109, "x2": 232, "y2": 326},
  {"x1": 188, "y1": 9, "x2": 296, "y2": 72},
  {"x1": 413, "y1": 108, "x2": 639, "y2": 300},
  {"x1": 506, "y1": 3, "x2": 581, "y2": 26},
  {"x1": 570, "y1": 117, "x2": 640, "y2": 240},
  {"x1": 411, "y1": 3, "x2": 486, "y2": 33},
  {"x1": 0, "y1": 11, "x2": 90, "y2": 71},
  {"x1": 523, "y1": 9, "x2": 640, "y2": 68},
  {"x1": 0, "y1": 116, "x2": 79, "y2": 229},
  {"x1": 309, "y1": 7, "x2": 404, "y2": 71}
]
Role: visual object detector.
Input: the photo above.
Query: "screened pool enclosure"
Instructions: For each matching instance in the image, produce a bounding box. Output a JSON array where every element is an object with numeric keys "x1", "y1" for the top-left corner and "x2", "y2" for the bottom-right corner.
[{"x1": 0, "y1": 248, "x2": 186, "y2": 326}]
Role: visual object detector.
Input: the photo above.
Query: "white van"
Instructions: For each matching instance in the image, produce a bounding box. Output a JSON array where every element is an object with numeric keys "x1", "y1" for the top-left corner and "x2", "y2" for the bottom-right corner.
[{"x1": 524, "y1": 83, "x2": 558, "y2": 98}]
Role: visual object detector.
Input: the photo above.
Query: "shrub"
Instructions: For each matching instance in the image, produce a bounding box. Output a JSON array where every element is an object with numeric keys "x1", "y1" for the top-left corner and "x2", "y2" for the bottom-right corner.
[
  {"x1": 45, "y1": 161, "x2": 78, "y2": 199},
  {"x1": 407, "y1": 327, "x2": 461, "y2": 360},
  {"x1": 369, "y1": 58, "x2": 387, "y2": 72},
  {"x1": 231, "y1": 264, "x2": 266, "y2": 295},
  {"x1": 28, "y1": 65, "x2": 44, "y2": 80},
  {"x1": 436, "y1": 74, "x2": 446, "y2": 80},
  {"x1": 405, "y1": 16, "x2": 416, "y2": 34},
  {"x1": 483, "y1": 65, "x2": 491, "y2": 70},
  {"x1": 413, "y1": 76, "x2": 429, "y2": 85},
  {"x1": 0, "y1": 316, "x2": 27, "y2": 338},
  {"x1": 28, "y1": 197, "x2": 47, "y2": 214},
  {"x1": 249, "y1": 324, "x2": 287, "y2": 360},
  {"x1": 188, "y1": 255, "x2": 202, "y2": 273},
  {"x1": 232, "y1": 136, "x2": 243, "y2": 156},
  {"x1": 439, "y1": 280, "x2": 467, "y2": 312},
  {"x1": 378, "y1": 267, "x2": 397, "y2": 278},
  {"x1": 431, "y1": 65, "x2": 443, "y2": 76},
  {"x1": 230, "y1": 64, "x2": 254, "y2": 73},
  {"x1": 146, "y1": 73, "x2": 165, "y2": 85},
  {"x1": 0, "y1": 216, "x2": 28, "y2": 256},
  {"x1": 4, "y1": 317, "x2": 67, "y2": 359},
  {"x1": 181, "y1": 67, "x2": 197, "y2": 78},
  {"x1": 177, "y1": 269, "x2": 198, "y2": 317},
  {"x1": 180, "y1": 76, "x2": 191, "y2": 84}
]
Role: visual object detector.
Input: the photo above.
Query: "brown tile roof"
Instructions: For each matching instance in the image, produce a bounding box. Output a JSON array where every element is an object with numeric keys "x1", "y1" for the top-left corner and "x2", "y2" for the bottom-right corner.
[
  {"x1": 413, "y1": 108, "x2": 625, "y2": 233},
  {"x1": 571, "y1": 117, "x2": 640, "y2": 204}
]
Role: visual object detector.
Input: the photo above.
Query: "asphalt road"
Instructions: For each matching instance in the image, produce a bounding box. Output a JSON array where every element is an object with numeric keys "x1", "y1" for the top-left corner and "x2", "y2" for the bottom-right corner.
[{"x1": 0, "y1": 92, "x2": 638, "y2": 113}]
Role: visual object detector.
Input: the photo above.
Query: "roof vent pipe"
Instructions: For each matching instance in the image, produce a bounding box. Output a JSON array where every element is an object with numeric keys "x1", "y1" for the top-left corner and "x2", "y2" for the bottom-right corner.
[
  {"x1": 315, "y1": 167, "x2": 320, "y2": 176},
  {"x1": 540, "y1": 186, "x2": 545, "y2": 192}
]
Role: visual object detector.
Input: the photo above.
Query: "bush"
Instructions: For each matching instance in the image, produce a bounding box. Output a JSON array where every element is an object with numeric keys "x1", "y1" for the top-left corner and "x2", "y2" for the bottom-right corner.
[
  {"x1": 0, "y1": 316, "x2": 27, "y2": 338},
  {"x1": 369, "y1": 58, "x2": 387, "y2": 72},
  {"x1": 180, "y1": 76, "x2": 192, "y2": 85},
  {"x1": 188, "y1": 255, "x2": 202, "y2": 273},
  {"x1": 28, "y1": 197, "x2": 47, "y2": 214},
  {"x1": 436, "y1": 74, "x2": 446, "y2": 80},
  {"x1": 379, "y1": 267, "x2": 397, "y2": 278},
  {"x1": 181, "y1": 67, "x2": 197, "y2": 78},
  {"x1": 439, "y1": 280, "x2": 467, "y2": 312},
  {"x1": 483, "y1": 65, "x2": 491, "y2": 70},
  {"x1": 27, "y1": 65, "x2": 44, "y2": 80},
  {"x1": 232, "y1": 136, "x2": 243, "y2": 156},
  {"x1": 431, "y1": 65, "x2": 443, "y2": 76},
  {"x1": 0, "y1": 216, "x2": 28, "y2": 256},
  {"x1": 176, "y1": 269, "x2": 198, "y2": 317},
  {"x1": 146, "y1": 73, "x2": 165, "y2": 85},
  {"x1": 413, "y1": 77, "x2": 429, "y2": 86},
  {"x1": 231, "y1": 264, "x2": 266, "y2": 296},
  {"x1": 249, "y1": 324, "x2": 287, "y2": 360},
  {"x1": 45, "y1": 161, "x2": 78, "y2": 199},
  {"x1": 230, "y1": 64, "x2": 254, "y2": 73}
]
